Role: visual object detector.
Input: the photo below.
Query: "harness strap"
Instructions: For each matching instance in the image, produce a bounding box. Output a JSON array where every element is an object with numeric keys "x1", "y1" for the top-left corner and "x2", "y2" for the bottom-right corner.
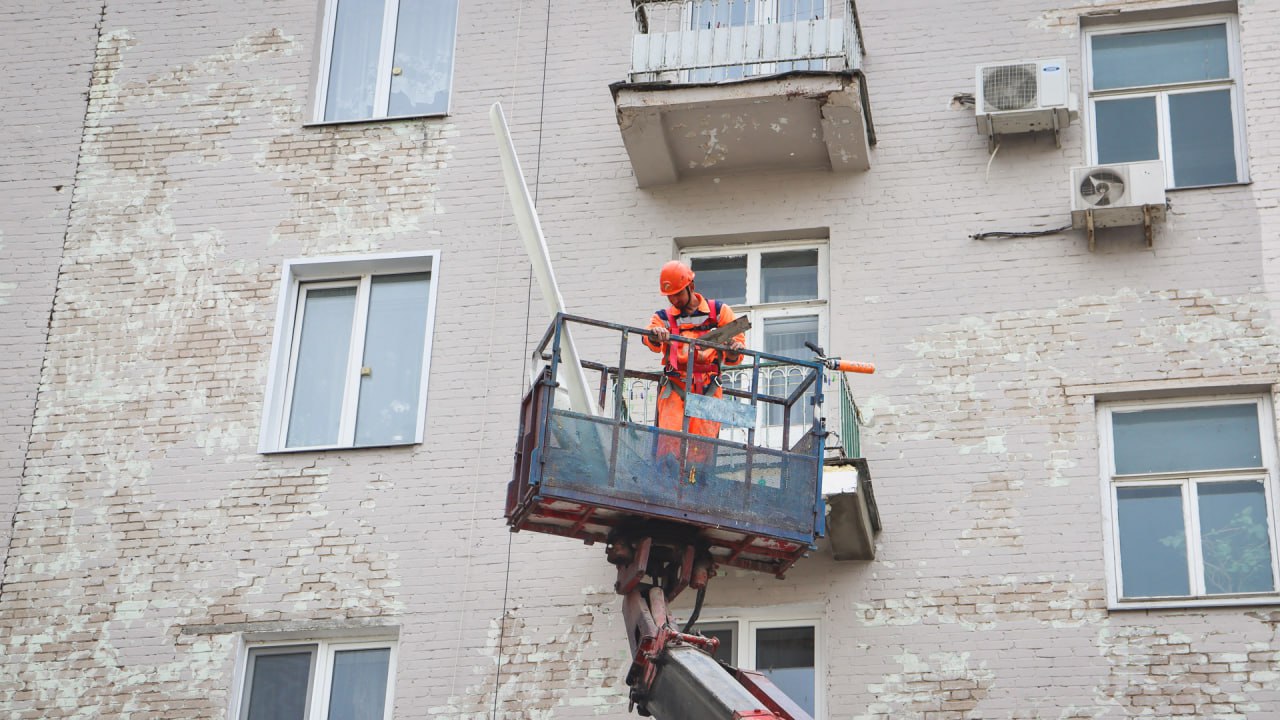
[
  {"x1": 659, "y1": 374, "x2": 720, "y2": 401},
  {"x1": 662, "y1": 300, "x2": 727, "y2": 395}
]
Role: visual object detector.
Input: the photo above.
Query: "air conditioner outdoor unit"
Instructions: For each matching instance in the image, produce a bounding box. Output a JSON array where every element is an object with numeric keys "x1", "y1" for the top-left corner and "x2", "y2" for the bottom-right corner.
[
  {"x1": 975, "y1": 59, "x2": 1075, "y2": 139},
  {"x1": 1070, "y1": 160, "x2": 1166, "y2": 248}
]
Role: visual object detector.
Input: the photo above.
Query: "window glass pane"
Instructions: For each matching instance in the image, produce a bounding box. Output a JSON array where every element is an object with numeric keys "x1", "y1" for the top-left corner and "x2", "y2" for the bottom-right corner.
[
  {"x1": 691, "y1": 0, "x2": 753, "y2": 28},
  {"x1": 1169, "y1": 89, "x2": 1237, "y2": 187},
  {"x1": 286, "y1": 287, "x2": 357, "y2": 448},
  {"x1": 328, "y1": 648, "x2": 391, "y2": 720},
  {"x1": 755, "y1": 626, "x2": 815, "y2": 716},
  {"x1": 688, "y1": 0, "x2": 755, "y2": 81},
  {"x1": 775, "y1": 0, "x2": 826, "y2": 71},
  {"x1": 779, "y1": 0, "x2": 823, "y2": 23},
  {"x1": 245, "y1": 649, "x2": 314, "y2": 720},
  {"x1": 1112, "y1": 404, "x2": 1261, "y2": 474},
  {"x1": 1198, "y1": 481, "x2": 1274, "y2": 594},
  {"x1": 1094, "y1": 96, "x2": 1159, "y2": 165},
  {"x1": 764, "y1": 316, "x2": 818, "y2": 427},
  {"x1": 1117, "y1": 485, "x2": 1190, "y2": 598},
  {"x1": 355, "y1": 273, "x2": 431, "y2": 446},
  {"x1": 702, "y1": 625, "x2": 735, "y2": 665},
  {"x1": 761, "y1": 250, "x2": 819, "y2": 303},
  {"x1": 324, "y1": 0, "x2": 387, "y2": 122},
  {"x1": 1091, "y1": 25, "x2": 1229, "y2": 90},
  {"x1": 388, "y1": 0, "x2": 458, "y2": 117},
  {"x1": 690, "y1": 256, "x2": 747, "y2": 305}
]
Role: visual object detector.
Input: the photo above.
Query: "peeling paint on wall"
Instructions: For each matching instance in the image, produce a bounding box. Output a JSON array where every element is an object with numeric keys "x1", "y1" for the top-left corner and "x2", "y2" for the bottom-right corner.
[{"x1": 430, "y1": 589, "x2": 627, "y2": 719}]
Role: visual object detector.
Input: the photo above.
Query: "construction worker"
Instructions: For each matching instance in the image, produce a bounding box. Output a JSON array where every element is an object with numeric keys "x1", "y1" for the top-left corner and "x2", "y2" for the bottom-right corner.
[{"x1": 643, "y1": 261, "x2": 746, "y2": 467}]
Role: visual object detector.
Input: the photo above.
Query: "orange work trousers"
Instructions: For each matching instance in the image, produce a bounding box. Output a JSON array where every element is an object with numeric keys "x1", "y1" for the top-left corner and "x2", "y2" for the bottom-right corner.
[{"x1": 655, "y1": 377, "x2": 722, "y2": 465}]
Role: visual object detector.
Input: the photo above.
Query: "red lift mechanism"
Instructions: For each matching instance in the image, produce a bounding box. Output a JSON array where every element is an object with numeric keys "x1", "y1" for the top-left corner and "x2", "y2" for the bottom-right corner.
[
  {"x1": 507, "y1": 315, "x2": 834, "y2": 719},
  {"x1": 609, "y1": 529, "x2": 813, "y2": 720}
]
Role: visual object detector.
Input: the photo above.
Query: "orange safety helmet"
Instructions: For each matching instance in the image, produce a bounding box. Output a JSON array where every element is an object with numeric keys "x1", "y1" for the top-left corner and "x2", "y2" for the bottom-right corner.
[{"x1": 659, "y1": 260, "x2": 695, "y2": 296}]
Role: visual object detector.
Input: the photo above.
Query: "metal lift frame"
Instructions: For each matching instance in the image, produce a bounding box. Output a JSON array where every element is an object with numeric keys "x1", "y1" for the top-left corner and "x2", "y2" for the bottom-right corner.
[{"x1": 506, "y1": 313, "x2": 829, "y2": 577}]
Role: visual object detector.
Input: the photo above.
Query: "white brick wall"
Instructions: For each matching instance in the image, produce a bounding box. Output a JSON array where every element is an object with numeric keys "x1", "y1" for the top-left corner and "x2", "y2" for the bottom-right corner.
[
  {"x1": 0, "y1": 1, "x2": 101, "y2": 593},
  {"x1": 2, "y1": 0, "x2": 1280, "y2": 717}
]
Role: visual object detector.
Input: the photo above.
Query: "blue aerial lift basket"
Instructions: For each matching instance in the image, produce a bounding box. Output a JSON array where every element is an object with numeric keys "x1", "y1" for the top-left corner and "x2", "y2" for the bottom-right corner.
[{"x1": 506, "y1": 313, "x2": 828, "y2": 578}]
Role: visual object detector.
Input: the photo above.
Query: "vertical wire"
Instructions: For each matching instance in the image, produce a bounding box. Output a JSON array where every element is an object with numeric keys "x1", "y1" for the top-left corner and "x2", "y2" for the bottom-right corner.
[{"x1": 491, "y1": 0, "x2": 553, "y2": 715}]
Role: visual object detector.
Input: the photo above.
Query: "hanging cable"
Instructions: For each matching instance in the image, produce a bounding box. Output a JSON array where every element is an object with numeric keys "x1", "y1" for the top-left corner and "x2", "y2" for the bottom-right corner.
[
  {"x1": 984, "y1": 141, "x2": 1000, "y2": 182},
  {"x1": 680, "y1": 586, "x2": 708, "y2": 634},
  {"x1": 491, "y1": 0, "x2": 553, "y2": 716},
  {"x1": 970, "y1": 224, "x2": 1073, "y2": 241}
]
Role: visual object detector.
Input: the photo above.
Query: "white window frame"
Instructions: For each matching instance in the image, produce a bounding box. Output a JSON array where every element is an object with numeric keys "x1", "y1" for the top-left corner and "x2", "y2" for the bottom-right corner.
[
  {"x1": 697, "y1": 609, "x2": 825, "y2": 719},
  {"x1": 311, "y1": 0, "x2": 459, "y2": 124},
  {"x1": 1098, "y1": 394, "x2": 1280, "y2": 609},
  {"x1": 233, "y1": 638, "x2": 398, "y2": 720},
  {"x1": 1083, "y1": 14, "x2": 1249, "y2": 189},
  {"x1": 259, "y1": 251, "x2": 441, "y2": 453},
  {"x1": 680, "y1": 240, "x2": 830, "y2": 357},
  {"x1": 682, "y1": 240, "x2": 829, "y2": 444}
]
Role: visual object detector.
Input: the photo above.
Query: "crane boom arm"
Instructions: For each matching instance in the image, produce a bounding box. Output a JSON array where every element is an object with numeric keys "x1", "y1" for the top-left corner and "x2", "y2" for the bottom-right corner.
[{"x1": 615, "y1": 537, "x2": 813, "y2": 720}]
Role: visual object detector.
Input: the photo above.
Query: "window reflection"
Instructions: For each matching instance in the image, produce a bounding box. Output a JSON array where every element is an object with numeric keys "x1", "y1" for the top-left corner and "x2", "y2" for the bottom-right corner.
[
  {"x1": 1197, "y1": 481, "x2": 1274, "y2": 594},
  {"x1": 1092, "y1": 24, "x2": 1229, "y2": 91},
  {"x1": 756, "y1": 626, "x2": 816, "y2": 716},
  {"x1": 1117, "y1": 485, "x2": 1190, "y2": 598},
  {"x1": 1169, "y1": 89, "x2": 1237, "y2": 186},
  {"x1": 388, "y1": 0, "x2": 458, "y2": 117}
]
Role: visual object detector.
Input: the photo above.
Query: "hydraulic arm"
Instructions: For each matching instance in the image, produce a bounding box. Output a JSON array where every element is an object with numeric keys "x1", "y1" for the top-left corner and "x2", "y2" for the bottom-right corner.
[{"x1": 609, "y1": 529, "x2": 814, "y2": 720}]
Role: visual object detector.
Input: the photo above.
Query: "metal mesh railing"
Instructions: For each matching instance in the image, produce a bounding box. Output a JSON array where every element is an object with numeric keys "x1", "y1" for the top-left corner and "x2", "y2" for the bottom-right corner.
[{"x1": 605, "y1": 362, "x2": 819, "y2": 450}]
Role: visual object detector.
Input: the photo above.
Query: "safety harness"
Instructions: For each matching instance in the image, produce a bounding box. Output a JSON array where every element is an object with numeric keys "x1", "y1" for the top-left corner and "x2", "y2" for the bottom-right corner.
[{"x1": 661, "y1": 299, "x2": 724, "y2": 397}]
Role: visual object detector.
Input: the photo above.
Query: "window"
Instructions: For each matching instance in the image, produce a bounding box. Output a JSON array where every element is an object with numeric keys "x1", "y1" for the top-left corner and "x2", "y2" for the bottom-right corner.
[
  {"x1": 1099, "y1": 395, "x2": 1280, "y2": 608},
  {"x1": 700, "y1": 617, "x2": 822, "y2": 717},
  {"x1": 313, "y1": 0, "x2": 459, "y2": 123},
  {"x1": 260, "y1": 252, "x2": 440, "y2": 453},
  {"x1": 238, "y1": 640, "x2": 396, "y2": 720},
  {"x1": 685, "y1": 242, "x2": 828, "y2": 433},
  {"x1": 1084, "y1": 15, "x2": 1247, "y2": 188},
  {"x1": 687, "y1": 0, "x2": 832, "y2": 82}
]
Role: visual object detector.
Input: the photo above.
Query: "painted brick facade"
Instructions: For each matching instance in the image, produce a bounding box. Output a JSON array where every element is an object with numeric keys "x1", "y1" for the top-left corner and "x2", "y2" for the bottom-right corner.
[{"x1": 2, "y1": 0, "x2": 1279, "y2": 717}]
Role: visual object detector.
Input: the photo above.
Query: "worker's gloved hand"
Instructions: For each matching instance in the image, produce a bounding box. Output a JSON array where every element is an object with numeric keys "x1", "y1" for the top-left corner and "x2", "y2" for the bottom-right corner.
[
  {"x1": 725, "y1": 340, "x2": 745, "y2": 363},
  {"x1": 652, "y1": 326, "x2": 671, "y2": 345}
]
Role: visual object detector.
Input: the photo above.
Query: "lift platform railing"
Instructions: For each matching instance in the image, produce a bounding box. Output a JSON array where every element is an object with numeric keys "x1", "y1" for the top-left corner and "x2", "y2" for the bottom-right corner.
[{"x1": 506, "y1": 313, "x2": 829, "y2": 577}]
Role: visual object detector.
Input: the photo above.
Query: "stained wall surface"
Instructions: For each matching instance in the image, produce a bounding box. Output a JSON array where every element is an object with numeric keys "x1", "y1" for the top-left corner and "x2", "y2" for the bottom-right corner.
[
  {"x1": 2, "y1": 0, "x2": 1280, "y2": 718},
  {"x1": 0, "y1": 3, "x2": 101, "y2": 590}
]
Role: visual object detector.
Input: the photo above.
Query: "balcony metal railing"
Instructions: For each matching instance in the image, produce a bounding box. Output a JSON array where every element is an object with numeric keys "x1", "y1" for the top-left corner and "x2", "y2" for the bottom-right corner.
[
  {"x1": 609, "y1": 363, "x2": 814, "y2": 442},
  {"x1": 629, "y1": 0, "x2": 863, "y2": 83},
  {"x1": 608, "y1": 360, "x2": 865, "y2": 459},
  {"x1": 838, "y1": 371, "x2": 862, "y2": 459}
]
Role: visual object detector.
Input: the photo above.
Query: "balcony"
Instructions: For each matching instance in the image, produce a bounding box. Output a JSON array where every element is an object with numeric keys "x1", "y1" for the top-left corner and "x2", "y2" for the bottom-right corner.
[
  {"x1": 611, "y1": 0, "x2": 874, "y2": 187},
  {"x1": 822, "y1": 373, "x2": 880, "y2": 561}
]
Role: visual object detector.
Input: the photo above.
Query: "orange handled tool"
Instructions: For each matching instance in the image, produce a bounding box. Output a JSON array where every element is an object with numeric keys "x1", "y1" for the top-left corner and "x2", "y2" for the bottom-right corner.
[
  {"x1": 834, "y1": 360, "x2": 875, "y2": 374},
  {"x1": 804, "y1": 341, "x2": 876, "y2": 375}
]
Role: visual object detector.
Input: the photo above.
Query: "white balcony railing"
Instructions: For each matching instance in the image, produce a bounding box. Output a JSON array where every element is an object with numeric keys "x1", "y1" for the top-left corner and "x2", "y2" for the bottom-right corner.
[{"x1": 629, "y1": 0, "x2": 862, "y2": 83}]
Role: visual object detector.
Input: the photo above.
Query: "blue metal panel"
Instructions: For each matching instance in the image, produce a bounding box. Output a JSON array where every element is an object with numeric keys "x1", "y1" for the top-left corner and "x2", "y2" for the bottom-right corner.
[{"x1": 540, "y1": 410, "x2": 818, "y2": 542}]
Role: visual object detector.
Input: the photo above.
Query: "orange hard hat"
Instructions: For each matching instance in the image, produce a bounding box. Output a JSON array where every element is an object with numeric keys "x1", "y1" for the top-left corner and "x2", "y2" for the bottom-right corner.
[{"x1": 659, "y1": 261, "x2": 694, "y2": 296}]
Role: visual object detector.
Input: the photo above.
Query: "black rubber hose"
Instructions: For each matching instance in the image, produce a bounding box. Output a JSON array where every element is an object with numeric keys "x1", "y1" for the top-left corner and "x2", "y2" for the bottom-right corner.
[{"x1": 681, "y1": 585, "x2": 707, "y2": 633}]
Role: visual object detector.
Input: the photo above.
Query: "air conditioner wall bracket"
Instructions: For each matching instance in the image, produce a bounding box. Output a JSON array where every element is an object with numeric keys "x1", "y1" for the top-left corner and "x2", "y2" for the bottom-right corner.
[
  {"x1": 1084, "y1": 205, "x2": 1158, "y2": 252},
  {"x1": 984, "y1": 110, "x2": 1063, "y2": 153}
]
